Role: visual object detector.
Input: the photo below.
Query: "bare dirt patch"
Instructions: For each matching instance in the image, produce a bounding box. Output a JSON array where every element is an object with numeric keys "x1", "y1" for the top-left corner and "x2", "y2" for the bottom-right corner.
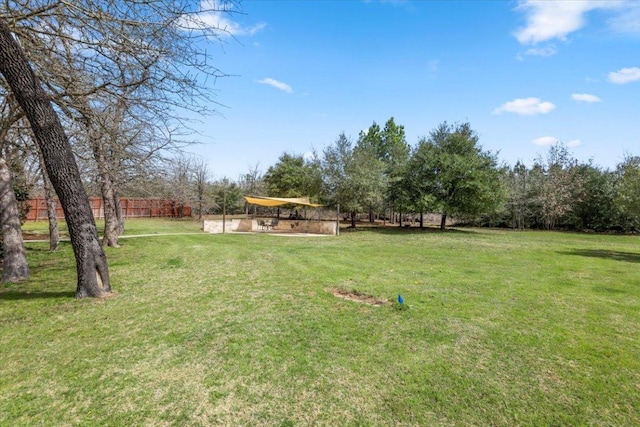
[{"x1": 327, "y1": 287, "x2": 389, "y2": 306}]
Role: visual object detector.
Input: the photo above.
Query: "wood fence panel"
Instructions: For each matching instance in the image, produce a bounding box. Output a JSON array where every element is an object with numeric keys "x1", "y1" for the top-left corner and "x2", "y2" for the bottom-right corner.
[{"x1": 25, "y1": 198, "x2": 191, "y2": 221}]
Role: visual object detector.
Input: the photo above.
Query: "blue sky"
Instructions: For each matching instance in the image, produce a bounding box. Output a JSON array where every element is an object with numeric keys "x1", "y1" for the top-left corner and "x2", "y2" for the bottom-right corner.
[{"x1": 184, "y1": 0, "x2": 640, "y2": 180}]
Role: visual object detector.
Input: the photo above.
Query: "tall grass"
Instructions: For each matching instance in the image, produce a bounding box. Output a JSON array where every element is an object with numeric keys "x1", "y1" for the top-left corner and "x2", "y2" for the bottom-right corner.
[{"x1": 1, "y1": 219, "x2": 638, "y2": 426}]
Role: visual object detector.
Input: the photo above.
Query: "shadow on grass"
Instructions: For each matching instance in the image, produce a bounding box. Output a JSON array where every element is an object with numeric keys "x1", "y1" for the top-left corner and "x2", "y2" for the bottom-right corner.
[
  {"x1": 0, "y1": 290, "x2": 75, "y2": 300},
  {"x1": 340, "y1": 224, "x2": 477, "y2": 235},
  {"x1": 559, "y1": 249, "x2": 640, "y2": 264},
  {"x1": 592, "y1": 286, "x2": 628, "y2": 294}
]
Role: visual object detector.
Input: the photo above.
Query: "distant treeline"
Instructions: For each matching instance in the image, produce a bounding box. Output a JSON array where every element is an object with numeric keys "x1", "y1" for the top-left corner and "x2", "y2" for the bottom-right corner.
[{"x1": 241, "y1": 119, "x2": 639, "y2": 233}]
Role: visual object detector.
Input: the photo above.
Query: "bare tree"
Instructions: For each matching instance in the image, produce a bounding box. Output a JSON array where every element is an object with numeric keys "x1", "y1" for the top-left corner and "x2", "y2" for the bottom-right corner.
[
  {"x1": 5, "y1": 108, "x2": 63, "y2": 251},
  {"x1": 2, "y1": 0, "x2": 241, "y2": 245},
  {"x1": 507, "y1": 161, "x2": 529, "y2": 230},
  {"x1": 238, "y1": 163, "x2": 265, "y2": 216},
  {"x1": 163, "y1": 154, "x2": 196, "y2": 217},
  {"x1": 531, "y1": 144, "x2": 583, "y2": 230},
  {"x1": 38, "y1": 151, "x2": 60, "y2": 250},
  {"x1": 0, "y1": 17, "x2": 110, "y2": 297},
  {"x1": 193, "y1": 159, "x2": 211, "y2": 220}
]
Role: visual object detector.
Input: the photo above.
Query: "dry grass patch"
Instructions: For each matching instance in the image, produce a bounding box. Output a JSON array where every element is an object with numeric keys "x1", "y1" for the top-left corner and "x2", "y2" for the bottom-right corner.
[{"x1": 327, "y1": 287, "x2": 390, "y2": 306}]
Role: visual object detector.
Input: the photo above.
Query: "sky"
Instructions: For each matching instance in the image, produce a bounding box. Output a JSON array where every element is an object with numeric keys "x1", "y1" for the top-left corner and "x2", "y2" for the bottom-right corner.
[{"x1": 183, "y1": 0, "x2": 640, "y2": 180}]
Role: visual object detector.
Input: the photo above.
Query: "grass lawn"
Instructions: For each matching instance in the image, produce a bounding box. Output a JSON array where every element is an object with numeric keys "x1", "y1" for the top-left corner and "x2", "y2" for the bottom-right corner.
[{"x1": 1, "y1": 219, "x2": 639, "y2": 426}]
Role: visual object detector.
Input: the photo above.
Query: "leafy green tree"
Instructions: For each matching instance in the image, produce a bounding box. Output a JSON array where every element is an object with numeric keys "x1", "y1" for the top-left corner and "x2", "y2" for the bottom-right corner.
[
  {"x1": 357, "y1": 122, "x2": 383, "y2": 158},
  {"x1": 402, "y1": 144, "x2": 438, "y2": 225},
  {"x1": 351, "y1": 141, "x2": 388, "y2": 224},
  {"x1": 211, "y1": 178, "x2": 245, "y2": 215},
  {"x1": 571, "y1": 164, "x2": 618, "y2": 231},
  {"x1": 381, "y1": 118, "x2": 410, "y2": 222},
  {"x1": 381, "y1": 118, "x2": 411, "y2": 169},
  {"x1": 264, "y1": 152, "x2": 323, "y2": 202},
  {"x1": 358, "y1": 118, "x2": 410, "y2": 221},
  {"x1": 506, "y1": 161, "x2": 530, "y2": 229},
  {"x1": 357, "y1": 122, "x2": 385, "y2": 220},
  {"x1": 406, "y1": 122, "x2": 505, "y2": 230},
  {"x1": 321, "y1": 133, "x2": 386, "y2": 227},
  {"x1": 322, "y1": 133, "x2": 357, "y2": 225},
  {"x1": 615, "y1": 155, "x2": 640, "y2": 231},
  {"x1": 358, "y1": 118, "x2": 410, "y2": 166}
]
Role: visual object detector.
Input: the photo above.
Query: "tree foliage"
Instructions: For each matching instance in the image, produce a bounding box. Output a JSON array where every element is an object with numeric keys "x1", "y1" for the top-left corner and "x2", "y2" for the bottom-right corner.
[
  {"x1": 405, "y1": 122, "x2": 505, "y2": 229},
  {"x1": 571, "y1": 164, "x2": 618, "y2": 231},
  {"x1": 529, "y1": 143, "x2": 584, "y2": 229},
  {"x1": 358, "y1": 118, "x2": 410, "y2": 221},
  {"x1": 486, "y1": 145, "x2": 639, "y2": 232},
  {"x1": 615, "y1": 155, "x2": 640, "y2": 230},
  {"x1": 321, "y1": 133, "x2": 387, "y2": 227},
  {"x1": 264, "y1": 153, "x2": 322, "y2": 201}
]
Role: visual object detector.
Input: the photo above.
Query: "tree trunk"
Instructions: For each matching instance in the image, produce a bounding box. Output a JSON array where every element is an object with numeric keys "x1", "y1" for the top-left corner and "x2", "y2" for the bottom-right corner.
[
  {"x1": 101, "y1": 178, "x2": 120, "y2": 247},
  {"x1": 113, "y1": 191, "x2": 124, "y2": 235},
  {"x1": 350, "y1": 211, "x2": 356, "y2": 228},
  {"x1": 420, "y1": 211, "x2": 424, "y2": 229},
  {"x1": 198, "y1": 198, "x2": 204, "y2": 220},
  {"x1": 0, "y1": 157, "x2": 29, "y2": 283},
  {"x1": 0, "y1": 18, "x2": 110, "y2": 297},
  {"x1": 96, "y1": 153, "x2": 120, "y2": 247},
  {"x1": 79, "y1": 101, "x2": 121, "y2": 248},
  {"x1": 41, "y1": 163, "x2": 60, "y2": 251},
  {"x1": 440, "y1": 212, "x2": 447, "y2": 231}
]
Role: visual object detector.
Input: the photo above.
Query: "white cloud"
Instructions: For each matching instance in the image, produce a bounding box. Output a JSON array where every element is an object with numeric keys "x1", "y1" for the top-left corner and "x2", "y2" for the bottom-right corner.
[
  {"x1": 514, "y1": 0, "x2": 623, "y2": 45},
  {"x1": 177, "y1": 1, "x2": 266, "y2": 37},
  {"x1": 523, "y1": 44, "x2": 558, "y2": 58},
  {"x1": 493, "y1": 97, "x2": 556, "y2": 115},
  {"x1": 608, "y1": 2, "x2": 640, "y2": 34},
  {"x1": 607, "y1": 67, "x2": 640, "y2": 84},
  {"x1": 532, "y1": 136, "x2": 559, "y2": 146},
  {"x1": 572, "y1": 93, "x2": 602, "y2": 103},
  {"x1": 516, "y1": 44, "x2": 558, "y2": 61},
  {"x1": 567, "y1": 139, "x2": 582, "y2": 148},
  {"x1": 257, "y1": 78, "x2": 293, "y2": 94}
]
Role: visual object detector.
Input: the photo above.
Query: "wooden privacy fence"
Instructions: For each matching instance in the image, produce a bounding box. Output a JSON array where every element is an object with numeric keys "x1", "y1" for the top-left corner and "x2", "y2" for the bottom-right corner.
[{"x1": 25, "y1": 198, "x2": 192, "y2": 221}]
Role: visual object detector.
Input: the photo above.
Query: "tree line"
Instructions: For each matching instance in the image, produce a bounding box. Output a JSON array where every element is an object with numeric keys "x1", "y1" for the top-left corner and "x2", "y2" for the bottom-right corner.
[
  {"x1": 251, "y1": 118, "x2": 639, "y2": 233},
  {"x1": 165, "y1": 117, "x2": 638, "y2": 235}
]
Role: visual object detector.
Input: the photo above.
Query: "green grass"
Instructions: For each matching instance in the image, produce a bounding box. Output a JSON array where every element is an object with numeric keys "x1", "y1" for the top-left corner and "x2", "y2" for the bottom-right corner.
[
  {"x1": 2, "y1": 219, "x2": 639, "y2": 426},
  {"x1": 21, "y1": 217, "x2": 203, "y2": 237}
]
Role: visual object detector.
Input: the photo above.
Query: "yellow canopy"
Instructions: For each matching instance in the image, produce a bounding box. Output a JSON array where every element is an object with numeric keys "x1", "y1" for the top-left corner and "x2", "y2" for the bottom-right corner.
[{"x1": 244, "y1": 195, "x2": 323, "y2": 208}]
